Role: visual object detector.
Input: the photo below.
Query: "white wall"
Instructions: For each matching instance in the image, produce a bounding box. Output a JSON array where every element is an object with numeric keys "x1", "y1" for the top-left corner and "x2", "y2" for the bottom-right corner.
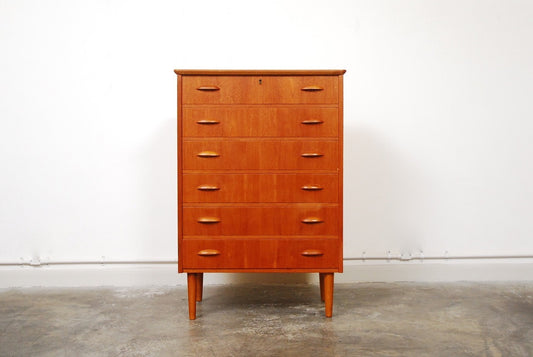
[{"x1": 1, "y1": 0, "x2": 532, "y2": 285}]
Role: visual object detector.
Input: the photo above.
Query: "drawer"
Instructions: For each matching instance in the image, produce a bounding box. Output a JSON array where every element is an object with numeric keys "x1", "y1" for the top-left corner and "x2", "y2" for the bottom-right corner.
[
  {"x1": 181, "y1": 76, "x2": 339, "y2": 104},
  {"x1": 261, "y1": 76, "x2": 339, "y2": 104},
  {"x1": 183, "y1": 173, "x2": 339, "y2": 203},
  {"x1": 182, "y1": 107, "x2": 338, "y2": 137},
  {"x1": 182, "y1": 204, "x2": 338, "y2": 236},
  {"x1": 182, "y1": 76, "x2": 261, "y2": 104},
  {"x1": 182, "y1": 140, "x2": 339, "y2": 171},
  {"x1": 182, "y1": 238, "x2": 340, "y2": 269}
]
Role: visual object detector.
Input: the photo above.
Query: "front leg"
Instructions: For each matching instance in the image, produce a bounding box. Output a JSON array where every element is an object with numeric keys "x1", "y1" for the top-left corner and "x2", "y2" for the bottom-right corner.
[
  {"x1": 196, "y1": 273, "x2": 204, "y2": 302},
  {"x1": 187, "y1": 273, "x2": 197, "y2": 320},
  {"x1": 323, "y1": 273, "x2": 334, "y2": 317}
]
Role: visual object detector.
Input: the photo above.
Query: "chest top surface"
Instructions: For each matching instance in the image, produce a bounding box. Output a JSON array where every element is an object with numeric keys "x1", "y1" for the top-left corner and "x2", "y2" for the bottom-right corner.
[{"x1": 174, "y1": 69, "x2": 346, "y2": 76}]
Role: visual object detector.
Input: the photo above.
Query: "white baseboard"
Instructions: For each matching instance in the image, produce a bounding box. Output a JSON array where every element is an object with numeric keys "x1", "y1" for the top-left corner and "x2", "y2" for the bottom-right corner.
[{"x1": 1, "y1": 259, "x2": 532, "y2": 288}]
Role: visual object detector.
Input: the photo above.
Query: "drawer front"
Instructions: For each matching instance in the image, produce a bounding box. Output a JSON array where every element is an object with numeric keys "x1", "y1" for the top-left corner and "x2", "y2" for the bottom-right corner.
[
  {"x1": 261, "y1": 76, "x2": 339, "y2": 104},
  {"x1": 182, "y1": 107, "x2": 338, "y2": 137},
  {"x1": 182, "y1": 76, "x2": 339, "y2": 104},
  {"x1": 182, "y1": 238, "x2": 339, "y2": 269},
  {"x1": 183, "y1": 140, "x2": 339, "y2": 171},
  {"x1": 183, "y1": 173, "x2": 338, "y2": 203},
  {"x1": 183, "y1": 205, "x2": 338, "y2": 236},
  {"x1": 182, "y1": 76, "x2": 261, "y2": 104}
]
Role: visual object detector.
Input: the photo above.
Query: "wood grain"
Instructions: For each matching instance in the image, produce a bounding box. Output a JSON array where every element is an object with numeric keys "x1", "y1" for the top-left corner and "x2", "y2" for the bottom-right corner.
[
  {"x1": 175, "y1": 69, "x2": 346, "y2": 76},
  {"x1": 182, "y1": 204, "x2": 339, "y2": 236},
  {"x1": 323, "y1": 273, "x2": 334, "y2": 317},
  {"x1": 182, "y1": 238, "x2": 339, "y2": 269},
  {"x1": 182, "y1": 76, "x2": 260, "y2": 104},
  {"x1": 176, "y1": 69, "x2": 345, "y2": 318},
  {"x1": 337, "y1": 75, "x2": 344, "y2": 273},
  {"x1": 187, "y1": 273, "x2": 197, "y2": 319},
  {"x1": 182, "y1": 76, "x2": 338, "y2": 104},
  {"x1": 261, "y1": 76, "x2": 338, "y2": 104},
  {"x1": 183, "y1": 173, "x2": 338, "y2": 203},
  {"x1": 182, "y1": 106, "x2": 338, "y2": 137},
  {"x1": 177, "y1": 74, "x2": 184, "y2": 273},
  {"x1": 182, "y1": 140, "x2": 339, "y2": 171},
  {"x1": 196, "y1": 273, "x2": 203, "y2": 302},
  {"x1": 319, "y1": 273, "x2": 326, "y2": 302}
]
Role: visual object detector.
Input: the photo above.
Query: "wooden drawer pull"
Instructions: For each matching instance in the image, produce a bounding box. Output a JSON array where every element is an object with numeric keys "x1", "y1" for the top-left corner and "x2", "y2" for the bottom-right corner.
[
  {"x1": 301, "y1": 249, "x2": 324, "y2": 257},
  {"x1": 196, "y1": 119, "x2": 220, "y2": 125},
  {"x1": 301, "y1": 85, "x2": 324, "y2": 92},
  {"x1": 301, "y1": 119, "x2": 324, "y2": 125},
  {"x1": 301, "y1": 217, "x2": 324, "y2": 224},
  {"x1": 197, "y1": 249, "x2": 221, "y2": 256},
  {"x1": 197, "y1": 151, "x2": 220, "y2": 158},
  {"x1": 301, "y1": 153, "x2": 324, "y2": 158},
  {"x1": 197, "y1": 217, "x2": 221, "y2": 224},
  {"x1": 301, "y1": 185, "x2": 323, "y2": 191},
  {"x1": 197, "y1": 185, "x2": 220, "y2": 191},
  {"x1": 196, "y1": 86, "x2": 220, "y2": 91}
]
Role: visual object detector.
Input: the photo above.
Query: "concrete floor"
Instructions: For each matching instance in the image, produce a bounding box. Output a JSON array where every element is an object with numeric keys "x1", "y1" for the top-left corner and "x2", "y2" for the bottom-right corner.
[{"x1": 0, "y1": 282, "x2": 532, "y2": 356}]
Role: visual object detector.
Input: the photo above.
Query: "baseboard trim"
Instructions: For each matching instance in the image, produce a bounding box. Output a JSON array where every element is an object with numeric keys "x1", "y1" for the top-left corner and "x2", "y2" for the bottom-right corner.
[{"x1": 1, "y1": 259, "x2": 532, "y2": 288}]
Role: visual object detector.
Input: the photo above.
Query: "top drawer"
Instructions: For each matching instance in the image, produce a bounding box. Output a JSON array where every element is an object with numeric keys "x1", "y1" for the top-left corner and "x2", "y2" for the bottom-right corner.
[
  {"x1": 181, "y1": 76, "x2": 339, "y2": 104},
  {"x1": 261, "y1": 76, "x2": 339, "y2": 104}
]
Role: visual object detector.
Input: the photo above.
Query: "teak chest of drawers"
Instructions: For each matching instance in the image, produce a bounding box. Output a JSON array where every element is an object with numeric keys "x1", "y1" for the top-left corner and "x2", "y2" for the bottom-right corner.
[{"x1": 175, "y1": 69, "x2": 345, "y2": 319}]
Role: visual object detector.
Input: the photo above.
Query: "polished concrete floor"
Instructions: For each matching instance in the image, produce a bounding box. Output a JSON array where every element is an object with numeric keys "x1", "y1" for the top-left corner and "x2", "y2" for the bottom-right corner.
[{"x1": 0, "y1": 282, "x2": 532, "y2": 356}]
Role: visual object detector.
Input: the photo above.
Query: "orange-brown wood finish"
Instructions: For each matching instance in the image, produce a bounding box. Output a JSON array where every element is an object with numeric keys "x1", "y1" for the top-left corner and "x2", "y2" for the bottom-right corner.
[
  {"x1": 182, "y1": 204, "x2": 339, "y2": 236},
  {"x1": 176, "y1": 69, "x2": 345, "y2": 319},
  {"x1": 182, "y1": 106, "x2": 338, "y2": 137},
  {"x1": 187, "y1": 273, "x2": 197, "y2": 320},
  {"x1": 319, "y1": 273, "x2": 326, "y2": 302},
  {"x1": 175, "y1": 70, "x2": 346, "y2": 76},
  {"x1": 182, "y1": 76, "x2": 338, "y2": 104},
  {"x1": 196, "y1": 273, "x2": 203, "y2": 302},
  {"x1": 323, "y1": 273, "x2": 334, "y2": 317},
  {"x1": 177, "y1": 75, "x2": 184, "y2": 274},
  {"x1": 182, "y1": 238, "x2": 339, "y2": 270},
  {"x1": 182, "y1": 140, "x2": 339, "y2": 171},
  {"x1": 183, "y1": 173, "x2": 338, "y2": 203}
]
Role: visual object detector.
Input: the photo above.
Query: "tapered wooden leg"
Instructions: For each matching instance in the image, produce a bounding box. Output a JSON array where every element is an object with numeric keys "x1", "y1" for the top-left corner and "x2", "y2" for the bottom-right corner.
[
  {"x1": 187, "y1": 273, "x2": 197, "y2": 320},
  {"x1": 196, "y1": 273, "x2": 204, "y2": 302},
  {"x1": 323, "y1": 273, "x2": 334, "y2": 318},
  {"x1": 319, "y1": 273, "x2": 325, "y2": 302}
]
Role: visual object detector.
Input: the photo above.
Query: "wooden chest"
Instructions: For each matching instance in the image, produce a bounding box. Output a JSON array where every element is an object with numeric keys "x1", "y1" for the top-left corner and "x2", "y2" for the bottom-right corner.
[{"x1": 175, "y1": 70, "x2": 345, "y2": 319}]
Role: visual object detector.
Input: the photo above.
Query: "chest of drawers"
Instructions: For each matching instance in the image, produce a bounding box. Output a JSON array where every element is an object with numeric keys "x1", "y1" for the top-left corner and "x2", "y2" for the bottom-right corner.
[{"x1": 175, "y1": 69, "x2": 345, "y2": 319}]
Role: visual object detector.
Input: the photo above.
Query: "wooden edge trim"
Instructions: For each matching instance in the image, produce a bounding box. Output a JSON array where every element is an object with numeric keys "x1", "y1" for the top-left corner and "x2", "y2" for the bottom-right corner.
[
  {"x1": 337, "y1": 74, "x2": 344, "y2": 273},
  {"x1": 182, "y1": 268, "x2": 340, "y2": 273},
  {"x1": 177, "y1": 74, "x2": 183, "y2": 273},
  {"x1": 174, "y1": 69, "x2": 346, "y2": 76}
]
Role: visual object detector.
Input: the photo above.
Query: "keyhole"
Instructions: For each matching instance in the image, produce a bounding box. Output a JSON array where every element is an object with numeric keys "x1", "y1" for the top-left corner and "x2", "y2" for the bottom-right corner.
[{"x1": 259, "y1": 79, "x2": 262, "y2": 85}]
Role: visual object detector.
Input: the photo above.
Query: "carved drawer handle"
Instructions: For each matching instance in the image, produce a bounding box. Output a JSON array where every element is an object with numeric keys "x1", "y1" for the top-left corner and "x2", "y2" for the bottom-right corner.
[
  {"x1": 301, "y1": 119, "x2": 324, "y2": 125},
  {"x1": 301, "y1": 85, "x2": 324, "y2": 92},
  {"x1": 301, "y1": 185, "x2": 323, "y2": 191},
  {"x1": 197, "y1": 249, "x2": 221, "y2": 256},
  {"x1": 197, "y1": 151, "x2": 220, "y2": 158},
  {"x1": 196, "y1": 120, "x2": 220, "y2": 125},
  {"x1": 301, "y1": 217, "x2": 324, "y2": 224},
  {"x1": 196, "y1": 86, "x2": 220, "y2": 91},
  {"x1": 301, "y1": 249, "x2": 324, "y2": 257},
  {"x1": 301, "y1": 153, "x2": 324, "y2": 158},
  {"x1": 197, "y1": 217, "x2": 221, "y2": 224},
  {"x1": 197, "y1": 185, "x2": 220, "y2": 191}
]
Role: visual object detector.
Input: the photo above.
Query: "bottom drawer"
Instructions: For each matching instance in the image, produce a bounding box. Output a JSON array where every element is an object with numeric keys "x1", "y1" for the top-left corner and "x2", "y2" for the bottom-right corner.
[{"x1": 182, "y1": 238, "x2": 339, "y2": 270}]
